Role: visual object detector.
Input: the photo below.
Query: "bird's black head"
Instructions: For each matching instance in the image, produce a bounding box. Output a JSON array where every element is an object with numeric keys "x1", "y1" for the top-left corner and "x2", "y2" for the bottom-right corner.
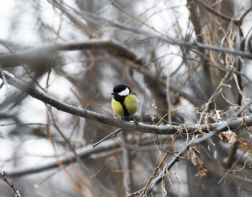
[{"x1": 112, "y1": 84, "x2": 131, "y2": 102}]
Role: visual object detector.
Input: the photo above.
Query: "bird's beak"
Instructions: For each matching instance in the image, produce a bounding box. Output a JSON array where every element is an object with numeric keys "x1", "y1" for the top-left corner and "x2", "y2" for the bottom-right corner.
[{"x1": 111, "y1": 92, "x2": 114, "y2": 95}]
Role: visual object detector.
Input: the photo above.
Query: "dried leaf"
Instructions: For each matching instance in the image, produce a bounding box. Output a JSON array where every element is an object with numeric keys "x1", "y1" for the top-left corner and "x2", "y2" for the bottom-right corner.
[
  {"x1": 187, "y1": 146, "x2": 207, "y2": 178},
  {"x1": 195, "y1": 168, "x2": 208, "y2": 178},
  {"x1": 219, "y1": 130, "x2": 238, "y2": 146},
  {"x1": 187, "y1": 146, "x2": 203, "y2": 167}
]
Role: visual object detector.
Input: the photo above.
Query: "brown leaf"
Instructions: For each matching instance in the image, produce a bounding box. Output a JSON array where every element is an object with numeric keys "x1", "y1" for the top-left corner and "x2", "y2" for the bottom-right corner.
[
  {"x1": 187, "y1": 146, "x2": 207, "y2": 178},
  {"x1": 219, "y1": 130, "x2": 238, "y2": 146},
  {"x1": 187, "y1": 146, "x2": 203, "y2": 167},
  {"x1": 195, "y1": 168, "x2": 208, "y2": 178}
]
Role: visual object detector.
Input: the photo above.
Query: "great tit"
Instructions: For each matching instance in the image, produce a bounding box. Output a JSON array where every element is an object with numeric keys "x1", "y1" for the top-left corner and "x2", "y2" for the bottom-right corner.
[{"x1": 111, "y1": 84, "x2": 138, "y2": 119}]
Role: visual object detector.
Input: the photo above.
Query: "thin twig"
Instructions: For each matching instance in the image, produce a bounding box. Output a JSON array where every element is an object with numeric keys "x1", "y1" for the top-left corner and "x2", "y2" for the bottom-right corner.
[
  {"x1": 129, "y1": 122, "x2": 228, "y2": 196},
  {"x1": 0, "y1": 171, "x2": 21, "y2": 197},
  {"x1": 198, "y1": 0, "x2": 237, "y2": 24},
  {"x1": 143, "y1": 152, "x2": 169, "y2": 193},
  {"x1": 47, "y1": 108, "x2": 109, "y2": 194},
  {"x1": 237, "y1": 6, "x2": 252, "y2": 24},
  {"x1": 7, "y1": 135, "x2": 169, "y2": 178},
  {"x1": 93, "y1": 128, "x2": 122, "y2": 147},
  {"x1": 7, "y1": 138, "x2": 121, "y2": 178},
  {"x1": 50, "y1": 1, "x2": 252, "y2": 60},
  {"x1": 198, "y1": 71, "x2": 231, "y2": 124}
]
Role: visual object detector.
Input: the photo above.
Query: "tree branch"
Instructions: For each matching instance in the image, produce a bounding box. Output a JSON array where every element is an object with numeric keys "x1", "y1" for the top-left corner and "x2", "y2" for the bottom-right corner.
[
  {"x1": 6, "y1": 135, "x2": 170, "y2": 178},
  {"x1": 0, "y1": 40, "x2": 144, "y2": 68},
  {"x1": 197, "y1": 0, "x2": 236, "y2": 23},
  {"x1": 1, "y1": 70, "x2": 252, "y2": 136},
  {"x1": 7, "y1": 138, "x2": 121, "y2": 178},
  {"x1": 1, "y1": 39, "x2": 252, "y2": 72},
  {"x1": 0, "y1": 171, "x2": 21, "y2": 197},
  {"x1": 129, "y1": 126, "x2": 224, "y2": 196}
]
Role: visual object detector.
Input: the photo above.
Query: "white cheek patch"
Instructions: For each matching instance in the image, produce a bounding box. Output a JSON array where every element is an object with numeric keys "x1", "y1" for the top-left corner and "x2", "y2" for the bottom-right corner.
[{"x1": 118, "y1": 87, "x2": 130, "y2": 96}]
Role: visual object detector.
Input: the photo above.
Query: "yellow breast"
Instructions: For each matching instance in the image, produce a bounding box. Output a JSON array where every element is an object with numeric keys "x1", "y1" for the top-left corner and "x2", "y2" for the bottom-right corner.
[{"x1": 111, "y1": 94, "x2": 138, "y2": 117}]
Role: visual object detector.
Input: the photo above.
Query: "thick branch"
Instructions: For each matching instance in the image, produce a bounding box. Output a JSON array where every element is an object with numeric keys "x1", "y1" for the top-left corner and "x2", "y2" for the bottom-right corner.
[
  {"x1": 0, "y1": 39, "x2": 252, "y2": 72},
  {"x1": 0, "y1": 40, "x2": 144, "y2": 68},
  {"x1": 1, "y1": 70, "x2": 252, "y2": 135}
]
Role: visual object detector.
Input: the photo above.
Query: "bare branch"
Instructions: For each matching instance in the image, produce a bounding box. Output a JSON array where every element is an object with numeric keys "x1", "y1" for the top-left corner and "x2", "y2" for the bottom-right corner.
[
  {"x1": 0, "y1": 171, "x2": 21, "y2": 197},
  {"x1": 129, "y1": 127, "x2": 222, "y2": 196},
  {"x1": 7, "y1": 138, "x2": 121, "y2": 178},
  {"x1": 0, "y1": 40, "x2": 144, "y2": 68},
  {"x1": 197, "y1": 0, "x2": 236, "y2": 23},
  {"x1": 93, "y1": 128, "x2": 122, "y2": 147},
  {"x1": 7, "y1": 135, "x2": 170, "y2": 178},
  {"x1": 0, "y1": 39, "x2": 251, "y2": 71},
  {"x1": 50, "y1": 0, "x2": 252, "y2": 59},
  {"x1": 1, "y1": 70, "x2": 252, "y2": 136}
]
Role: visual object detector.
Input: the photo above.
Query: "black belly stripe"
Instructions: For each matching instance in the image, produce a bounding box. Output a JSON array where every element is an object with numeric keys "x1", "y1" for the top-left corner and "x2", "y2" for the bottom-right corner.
[{"x1": 120, "y1": 101, "x2": 129, "y2": 116}]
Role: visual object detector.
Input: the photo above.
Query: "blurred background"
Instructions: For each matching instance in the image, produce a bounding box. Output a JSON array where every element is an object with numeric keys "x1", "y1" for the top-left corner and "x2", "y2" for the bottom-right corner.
[{"x1": 0, "y1": 0, "x2": 252, "y2": 196}]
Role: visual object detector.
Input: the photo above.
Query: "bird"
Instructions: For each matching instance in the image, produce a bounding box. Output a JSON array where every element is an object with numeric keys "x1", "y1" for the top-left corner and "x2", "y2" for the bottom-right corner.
[{"x1": 111, "y1": 84, "x2": 138, "y2": 120}]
